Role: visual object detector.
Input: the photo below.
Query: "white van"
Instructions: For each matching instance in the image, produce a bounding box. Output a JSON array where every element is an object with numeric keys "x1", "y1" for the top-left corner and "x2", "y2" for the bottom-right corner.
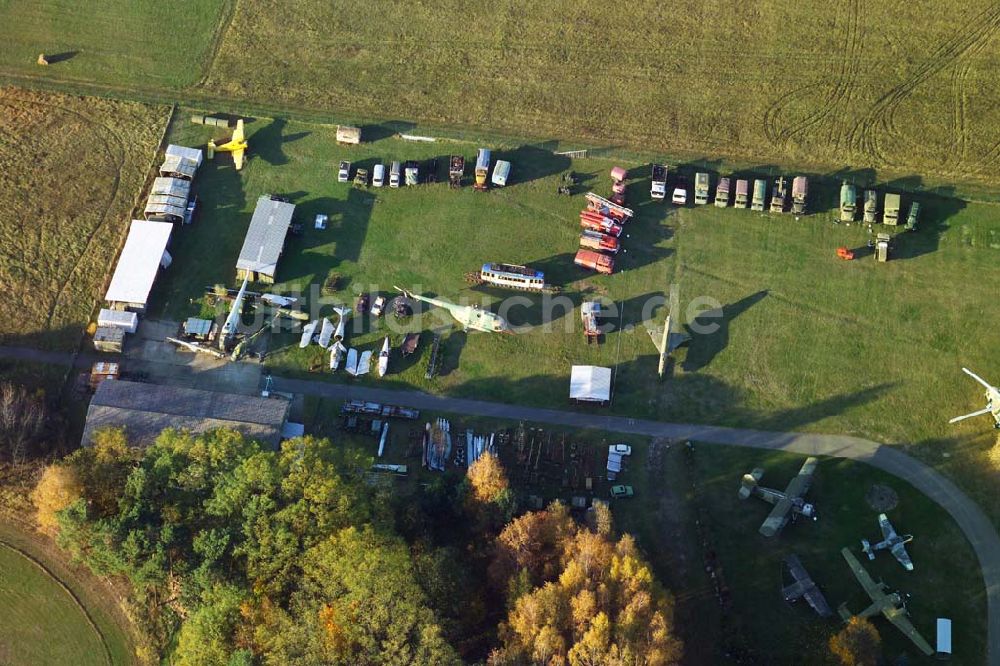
[
  {"x1": 373, "y1": 163, "x2": 385, "y2": 187},
  {"x1": 492, "y1": 160, "x2": 512, "y2": 187},
  {"x1": 389, "y1": 161, "x2": 401, "y2": 188}
]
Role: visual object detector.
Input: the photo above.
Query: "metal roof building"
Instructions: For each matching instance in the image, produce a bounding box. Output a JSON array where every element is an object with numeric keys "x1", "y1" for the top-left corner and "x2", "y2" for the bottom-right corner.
[
  {"x1": 150, "y1": 176, "x2": 191, "y2": 200},
  {"x1": 82, "y1": 380, "x2": 290, "y2": 449},
  {"x1": 159, "y1": 144, "x2": 203, "y2": 180},
  {"x1": 236, "y1": 196, "x2": 295, "y2": 283},
  {"x1": 143, "y1": 193, "x2": 188, "y2": 222},
  {"x1": 104, "y1": 220, "x2": 173, "y2": 311}
]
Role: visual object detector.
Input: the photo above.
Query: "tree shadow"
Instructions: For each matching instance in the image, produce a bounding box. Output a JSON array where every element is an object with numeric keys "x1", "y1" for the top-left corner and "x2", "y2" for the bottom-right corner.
[{"x1": 683, "y1": 290, "x2": 769, "y2": 372}]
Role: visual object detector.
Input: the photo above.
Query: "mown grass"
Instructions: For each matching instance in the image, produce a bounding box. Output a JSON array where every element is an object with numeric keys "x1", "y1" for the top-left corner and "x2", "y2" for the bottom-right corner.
[
  {"x1": 0, "y1": 0, "x2": 229, "y2": 90},
  {"x1": 0, "y1": 87, "x2": 170, "y2": 350},
  {"x1": 204, "y1": 0, "x2": 1000, "y2": 182}
]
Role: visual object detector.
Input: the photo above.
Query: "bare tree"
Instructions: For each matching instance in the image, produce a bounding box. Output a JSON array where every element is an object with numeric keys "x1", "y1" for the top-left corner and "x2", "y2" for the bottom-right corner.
[{"x1": 0, "y1": 382, "x2": 47, "y2": 464}]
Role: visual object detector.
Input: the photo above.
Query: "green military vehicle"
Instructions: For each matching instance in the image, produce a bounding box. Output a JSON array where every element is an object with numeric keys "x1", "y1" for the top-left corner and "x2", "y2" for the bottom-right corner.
[
  {"x1": 883, "y1": 193, "x2": 901, "y2": 226},
  {"x1": 864, "y1": 190, "x2": 879, "y2": 224},
  {"x1": 840, "y1": 182, "x2": 857, "y2": 222},
  {"x1": 752, "y1": 178, "x2": 767, "y2": 211},
  {"x1": 905, "y1": 202, "x2": 921, "y2": 231}
]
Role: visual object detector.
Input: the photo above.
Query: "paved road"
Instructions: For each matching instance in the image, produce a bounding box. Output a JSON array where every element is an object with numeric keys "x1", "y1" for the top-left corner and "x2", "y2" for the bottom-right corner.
[
  {"x1": 276, "y1": 376, "x2": 1000, "y2": 663},
  {"x1": 4, "y1": 345, "x2": 997, "y2": 661}
]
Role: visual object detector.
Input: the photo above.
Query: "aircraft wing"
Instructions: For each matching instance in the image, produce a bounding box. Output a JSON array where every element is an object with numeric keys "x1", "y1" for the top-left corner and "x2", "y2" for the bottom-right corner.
[
  {"x1": 231, "y1": 119, "x2": 245, "y2": 143},
  {"x1": 760, "y1": 497, "x2": 793, "y2": 537},
  {"x1": 841, "y1": 547, "x2": 884, "y2": 602},
  {"x1": 878, "y1": 514, "x2": 895, "y2": 540},
  {"x1": 782, "y1": 457, "x2": 818, "y2": 500},
  {"x1": 232, "y1": 148, "x2": 245, "y2": 170},
  {"x1": 887, "y1": 610, "x2": 934, "y2": 656},
  {"x1": 891, "y1": 543, "x2": 914, "y2": 571},
  {"x1": 783, "y1": 555, "x2": 833, "y2": 617},
  {"x1": 949, "y1": 407, "x2": 991, "y2": 423}
]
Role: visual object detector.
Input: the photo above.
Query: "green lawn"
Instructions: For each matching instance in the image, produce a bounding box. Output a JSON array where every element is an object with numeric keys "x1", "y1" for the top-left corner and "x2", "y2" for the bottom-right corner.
[
  {"x1": 0, "y1": 0, "x2": 229, "y2": 90},
  {"x1": 0, "y1": 541, "x2": 113, "y2": 665}
]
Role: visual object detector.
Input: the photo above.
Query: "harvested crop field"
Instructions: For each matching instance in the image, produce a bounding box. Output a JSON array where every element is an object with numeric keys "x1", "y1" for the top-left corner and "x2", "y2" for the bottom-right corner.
[
  {"x1": 0, "y1": 88, "x2": 169, "y2": 349},
  {"x1": 206, "y1": 0, "x2": 1000, "y2": 181}
]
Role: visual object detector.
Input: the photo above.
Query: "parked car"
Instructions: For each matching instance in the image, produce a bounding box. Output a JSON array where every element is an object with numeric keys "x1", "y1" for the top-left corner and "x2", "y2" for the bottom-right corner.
[
  {"x1": 373, "y1": 163, "x2": 385, "y2": 187},
  {"x1": 338, "y1": 160, "x2": 351, "y2": 183},
  {"x1": 371, "y1": 295, "x2": 387, "y2": 317},
  {"x1": 672, "y1": 187, "x2": 687, "y2": 205},
  {"x1": 610, "y1": 485, "x2": 634, "y2": 499},
  {"x1": 390, "y1": 161, "x2": 401, "y2": 188}
]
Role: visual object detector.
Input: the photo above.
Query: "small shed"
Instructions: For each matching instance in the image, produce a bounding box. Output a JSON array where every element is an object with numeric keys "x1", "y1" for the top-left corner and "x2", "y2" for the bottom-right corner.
[
  {"x1": 570, "y1": 365, "x2": 612, "y2": 405},
  {"x1": 183, "y1": 317, "x2": 215, "y2": 341},
  {"x1": 236, "y1": 196, "x2": 295, "y2": 283},
  {"x1": 98, "y1": 308, "x2": 138, "y2": 333},
  {"x1": 93, "y1": 327, "x2": 125, "y2": 353},
  {"x1": 143, "y1": 193, "x2": 189, "y2": 222},
  {"x1": 150, "y1": 176, "x2": 191, "y2": 200},
  {"x1": 159, "y1": 145, "x2": 203, "y2": 180},
  {"x1": 104, "y1": 221, "x2": 174, "y2": 312}
]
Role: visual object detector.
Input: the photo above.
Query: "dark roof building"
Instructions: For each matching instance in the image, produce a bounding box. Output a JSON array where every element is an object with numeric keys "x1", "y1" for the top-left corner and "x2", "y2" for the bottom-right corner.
[{"x1": 82, "y1": 380, "x2": 290, "y2": 448}]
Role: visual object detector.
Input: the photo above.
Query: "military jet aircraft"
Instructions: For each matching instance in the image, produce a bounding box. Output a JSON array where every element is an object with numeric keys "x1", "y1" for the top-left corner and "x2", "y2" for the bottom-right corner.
[
  {"x1": 862, "y1": 513, "x2": 914, "y2": 571},
  {"x1": 781, "y1": 554, "x2": 832, "y2": 617},
  {"x1": 394, "y1": 286, "x2": 509, "y2": 333},
  {"x1": 949, "y1": 367, "x2": 1000, "y2": 429},
  {"x1": 738, "y1": 456, "x2": 818, "y2": 537},
  {"x1": 838, "y1": 547, "x2": 933, "y2": 656},
  {"x1": 647, "y1": 313, "x2": 691, "y2": 378},
  {"x1": 208, "y1": 119, "x2": 247, "y2": 170}
]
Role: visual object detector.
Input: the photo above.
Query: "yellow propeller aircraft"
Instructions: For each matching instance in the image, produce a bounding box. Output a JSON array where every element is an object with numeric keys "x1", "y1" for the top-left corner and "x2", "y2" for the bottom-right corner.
[{"x1": 207, "y1": 119, "x2": 247, "y2": 170}]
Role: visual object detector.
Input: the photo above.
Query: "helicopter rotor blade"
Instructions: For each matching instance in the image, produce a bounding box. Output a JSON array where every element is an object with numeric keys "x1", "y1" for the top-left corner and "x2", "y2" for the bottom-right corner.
[
  {"x1": 962, "y1": 367, "x2": 995, "y2": 390},
  {"x1": 949, "y1": 407, "x2": 992, "y2": 424}
]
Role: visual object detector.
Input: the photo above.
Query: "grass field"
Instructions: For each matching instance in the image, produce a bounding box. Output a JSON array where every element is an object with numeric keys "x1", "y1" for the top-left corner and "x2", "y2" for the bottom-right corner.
[
  {"x1": 0, "y1": 87, "x2": 169, "y2": 350},
  {"x1": 201, "y1": 0, "x2": 1000, "y2": 182},
  {"x1": 0, "y1": 1, "x2": 229, "y2": 90},
  {"x1": 301, "y1": 402, "x2": 985, "y2": 664}
]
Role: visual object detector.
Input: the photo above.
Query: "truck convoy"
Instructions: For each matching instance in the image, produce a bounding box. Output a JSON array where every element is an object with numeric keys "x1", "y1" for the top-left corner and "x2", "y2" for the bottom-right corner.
[
  {"x1": 864, "y1": 189, "x2": 879, "y2": 224},
  {"x1": 883, "y1": 193, "x2": 901, "y2": 225},
  {"x1": 791, "y1": 176, "x2": 808, "y2": 214},
  {"x1": 715, "y1": 177, "x2": 730, "y2": 207},
  {"x1": 735, "y1": 179, "x2": 749, "y2": 208},
  {"x1": 474, "y1": 148, "x2": 491, "y2": 191},
  {"x1": 752, "y1": 179, "x2": 767, "y2": 211},
  {"x1": 574, "y1": 250, "x2": 614, "y2": 275},
  {"x1": 770, "y1": 177, "x2": 787, "y2": 213},
  {"x1": 840, "y1": 182, "x2": 857, "y2": 222},
  {"x1": 695, "y1": 172, "x2": 710, "y2": 205},
  {"x1": 651, "y1": 165, "x2": 667, "y2": 199}
]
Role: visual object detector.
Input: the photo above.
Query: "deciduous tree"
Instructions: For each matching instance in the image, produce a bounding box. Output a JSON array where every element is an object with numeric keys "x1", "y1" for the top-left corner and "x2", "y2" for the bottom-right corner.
[
  {"x1": 31, "y1": 463, "x2": 83, "y2": 533},
  {"x1": 829, "y1": 617, "x2": 881, "y2": 666}
]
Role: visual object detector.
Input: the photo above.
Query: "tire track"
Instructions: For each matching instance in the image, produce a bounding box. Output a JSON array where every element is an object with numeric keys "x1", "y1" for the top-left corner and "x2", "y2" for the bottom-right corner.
[{"x1": 849, "y1": 4, "x2": 1000, "y2": 165}]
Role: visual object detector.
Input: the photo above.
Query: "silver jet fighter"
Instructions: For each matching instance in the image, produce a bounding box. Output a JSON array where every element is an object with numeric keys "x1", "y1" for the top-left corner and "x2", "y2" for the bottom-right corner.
[{"x1": 949, "y1": 367, "x2": 1000, "y2": 428}]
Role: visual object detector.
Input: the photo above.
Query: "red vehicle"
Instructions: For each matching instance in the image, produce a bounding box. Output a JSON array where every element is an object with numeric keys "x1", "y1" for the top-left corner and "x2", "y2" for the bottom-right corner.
[
  {"x1": 579, "y1": 230, "x2": 619, "y2": 254},
  {"x1": 579, "y1": 212, "x2": 622, "y2": 237},
  {"x1": 584, "y1": 192, "x2": 633, "y2": 221},
  {"x1": 574, "y1": 250, "x2": 614, "y2": 275}
]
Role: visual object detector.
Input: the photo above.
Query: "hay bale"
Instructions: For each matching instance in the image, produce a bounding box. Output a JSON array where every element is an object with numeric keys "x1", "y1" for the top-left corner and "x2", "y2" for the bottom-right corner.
[{"x1": 37, "y1": 53, "x2": 49, "y2": 66}]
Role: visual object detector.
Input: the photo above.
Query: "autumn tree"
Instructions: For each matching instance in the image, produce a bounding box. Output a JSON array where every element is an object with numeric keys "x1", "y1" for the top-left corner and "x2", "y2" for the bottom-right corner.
[
  {"x1": 31, "y1": 463, "x2": 84, "y2": 533},
  {"x1": 829, "y1": 617, "x2": 881, "y2": 666},
  {"x1": 463, "y1": 451, "x2": 516, "y2": 535}
]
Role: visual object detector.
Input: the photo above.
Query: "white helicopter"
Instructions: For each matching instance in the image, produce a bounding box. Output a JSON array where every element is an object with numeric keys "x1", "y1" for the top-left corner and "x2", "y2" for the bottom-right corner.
[{"x1": 949, "y1": 368, "x2": 1000, "y2": 429}]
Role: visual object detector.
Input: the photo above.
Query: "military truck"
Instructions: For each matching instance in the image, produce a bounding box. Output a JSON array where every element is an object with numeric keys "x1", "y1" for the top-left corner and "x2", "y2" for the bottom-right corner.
[
  {"x1": 875, "y1": 232, "x2": 892, "y2": 262},
  {"x1": 791, "y1": 176, "x2": 808, "y2": 214},
  {"x1": 715, "y1": 177, "x2": 730, "y2": 207},
  {"x1": 863, "y1": 190, "x2": 879, "y2": 224},
  {"x1": 883, "y1": 193, "x2": 901, "y2": 226},
  {"x1": 770, "y1": 177, "x2": 787, "y2": 213},
  {"x1": 735, "y1": 179, "x2": 749, "y2": 208},
  {"x1": 840, "y1": 182, "x2": 857, "y2": 222},
  {"x1": 474, "y1": 148, "x2": 491, "y2": 191},
  {"x1": 752, "y1": 179, "x2": 767, "y2": 211},
  {"x1": 695, "y1": 172, "x2": 710, "y2": 205},
  {"x1": 905, "y1": 202, "x2": 921, "y2": 231},
  {"x1": 651, "y1": 164, "x2": 667, "y2": 200}
]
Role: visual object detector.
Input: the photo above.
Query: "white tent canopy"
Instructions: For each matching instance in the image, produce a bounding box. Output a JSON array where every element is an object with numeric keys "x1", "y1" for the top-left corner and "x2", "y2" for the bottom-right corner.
[
  {"x1": 569, "y1": 365, "x2": 612, "y2": 404},
  {"x1": 104, "y1": 220, "x2": 173, "y2": 309}
]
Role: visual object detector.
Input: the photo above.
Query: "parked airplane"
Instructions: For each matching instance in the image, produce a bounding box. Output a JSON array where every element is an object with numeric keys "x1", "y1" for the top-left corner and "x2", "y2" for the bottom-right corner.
[
  {"x1": 647, "y1": 313, "x2": 691, "y2": 378},
  {"x1": 207, "y1": 119, "x2": 247, "y2": 170},
  {"x1": 739, "y1": 457, "x2": 818, "y2": 537},
  {"x1": 781, "y1": 554, "x2": 833, "y2": 617},
  {"x1": 394, "y1": 286, "x2": 509, "y2": 333},
  {"x1": 862, "y1": 513, "x2": 914, "y2": 571},
  {"x1": 950, "y1": 367, "x2": 1000, "y2": 428},
  {"x1": 838, "y1": 547, "x2": 933, "y2": 656},
  {"x1": 378, "y1": 337, "x2": 390, "y2": 377}
]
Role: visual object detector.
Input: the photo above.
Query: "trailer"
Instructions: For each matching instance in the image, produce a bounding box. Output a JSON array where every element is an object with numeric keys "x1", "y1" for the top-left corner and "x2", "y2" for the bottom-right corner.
[
  {"x1": 474, "y1": 148, "x2": 491, "y2": 191},
  {"x1": 752, "y1": 179, "x2": 767, "y2": 211},
  {"x1": 695, "y1": 172, "x2": 710, "y2": 205},
  {"x1": 863, "y1": 189, "x2": 879, "y2": 224},
  {"x1": 735, "y1": 179, "x2": 749, "y2": 208},
  {"x1": 791, "y1": 176, "x2": 808, "y2": 214},
  {"x1": 336, "y1": 125, "x2": 361, "y2": 145},
  {"x1": 574, "y1": 250, "x2": 614, "y2": 275},
  {"x1": 651, "y1": 164, "x2": 667, "y2": 200},
  {"x1": 715, "y1": 177, "x2": 730, "y2": 207},
  {"x1": 448, "y1": 155, "x2": 465, "y2": 188},
  {"x1": 579, "y1": 230, "x2": 619, "y2": 254},
  {"x1": 770, "y1": 177, "x2": 787, "y2": 213},
  {"x1": 840, "y1": 182, "x2": 857, "y2": 222},
  {"x1": 883, "y1": 193, "x2": 901, "y2": 226}
]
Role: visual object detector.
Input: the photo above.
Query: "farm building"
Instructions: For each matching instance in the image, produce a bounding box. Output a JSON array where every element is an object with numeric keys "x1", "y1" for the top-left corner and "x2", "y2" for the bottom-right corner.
[
  {"x1": 82, "y1": 380, "x2": 291, "y2": 449},
  {"x1": 104, "y1": 220, "x2": 173, "y2": 312},
  {"x1": 159, "y1": 144, "x2": 203, "y2": 180},
  {"x1": 569, "y1": 365, "x2": 612, "y2": 405},
  {"x1": 236, "y1": 196, "x2": 296, "y2": 283}
]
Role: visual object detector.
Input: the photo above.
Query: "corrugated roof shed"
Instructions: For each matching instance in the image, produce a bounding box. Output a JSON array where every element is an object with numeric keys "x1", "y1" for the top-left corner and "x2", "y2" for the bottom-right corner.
[
  {"x1": 160, "y1": 145, "x2": 203, "y2": 180},
  {"x1": 236, "y1": 196, "x2": 295, "y2": 278},
  {"x1": 104, "y1": 221, "x2": 173, "y2": 308},
  {"x1": 144, "y1": 193, "x2": 188, "y2": 220},
  {"x1": 82, "y1": 380, "x2": 290, "y2": 448},
  {"x1": 150, "y1": 176, "x2": 191, "y2": 200}
]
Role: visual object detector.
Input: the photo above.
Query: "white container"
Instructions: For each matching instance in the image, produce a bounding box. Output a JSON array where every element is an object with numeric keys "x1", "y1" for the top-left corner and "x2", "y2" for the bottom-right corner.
[{"x1": 97, "y1": 308, "x2": 138, "y2": 334}]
